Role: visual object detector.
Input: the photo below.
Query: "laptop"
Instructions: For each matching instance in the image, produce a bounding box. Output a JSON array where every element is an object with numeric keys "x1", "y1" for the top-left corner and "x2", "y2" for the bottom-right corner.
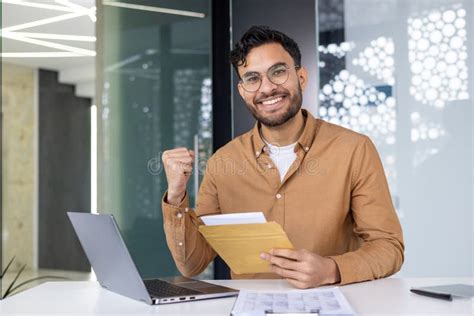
[{"x1": 67, "y1": 212, "x2": 239, "y2": 305}]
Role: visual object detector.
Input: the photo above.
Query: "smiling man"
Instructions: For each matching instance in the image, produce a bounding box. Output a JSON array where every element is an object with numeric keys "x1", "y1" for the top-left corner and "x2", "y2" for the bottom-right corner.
[{"x1": 161, "y1": 25, "x2": 404, "y2": 288}]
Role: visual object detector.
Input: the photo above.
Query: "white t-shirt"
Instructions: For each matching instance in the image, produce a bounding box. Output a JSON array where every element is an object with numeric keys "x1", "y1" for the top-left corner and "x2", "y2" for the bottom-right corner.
[{"x1": 263, "y1": 140, "x2": 297, "y2": 182}]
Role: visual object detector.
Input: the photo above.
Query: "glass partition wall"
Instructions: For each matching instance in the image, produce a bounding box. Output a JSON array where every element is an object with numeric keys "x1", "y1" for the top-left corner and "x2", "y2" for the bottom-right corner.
[
  {"x1": 97, "y1": 0, "x2": 213, "y2": 278},
  {"x1": 317, "y1": 0, "x2": 472, "y2": 277}
]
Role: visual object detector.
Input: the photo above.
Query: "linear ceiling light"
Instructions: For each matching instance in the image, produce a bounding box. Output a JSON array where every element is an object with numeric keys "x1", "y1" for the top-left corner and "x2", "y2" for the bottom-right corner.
[
  {"x1": 55, "y1": 0, "x2": 97, "y2": 21},
  {"x1": 1, "y1": 0, "x2": 76, "y2": 12},
  {"x1": 102, "y1": 1, "x2": 205, "y2": 18},
  {"x1": 1, "y1": 0, "x2": 96, "y2": 58},
  {"x1": 89, "y1": 7, "x2": 97, "y2": 22},
  {"x1": 55, "y1": 0, "x2": 90, "y2": 13},
  {"x1": 0, "y1": 52, "x2": 85, "y2": 57},
  {"x1": 2, "y1": 32, "x2": 96, "y2": 56},
  {"x1": 8, "y1": 32, "x2": 96, "y2": 42},
  {"x1": 1, "y1": 11, "x2": 86, "y2": 32}
]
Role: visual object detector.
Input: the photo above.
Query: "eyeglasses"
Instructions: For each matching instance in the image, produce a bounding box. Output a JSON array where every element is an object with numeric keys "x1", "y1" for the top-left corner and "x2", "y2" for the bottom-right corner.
[{"x1": 239, "y1": 64, "x2": 300, "y2": 92}]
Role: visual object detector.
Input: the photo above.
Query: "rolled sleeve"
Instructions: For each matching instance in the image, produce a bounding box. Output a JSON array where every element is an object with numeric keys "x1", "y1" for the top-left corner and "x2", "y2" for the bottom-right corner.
[
  {"x1": 162, "y1": 191, "x2": 190, "y2": 263},
  {"x1": 329, "y1": 136, "x2": 405, "y2": 285},
  {"x1": 161, "y1": 155, "x2": 222, "y2": 277}
]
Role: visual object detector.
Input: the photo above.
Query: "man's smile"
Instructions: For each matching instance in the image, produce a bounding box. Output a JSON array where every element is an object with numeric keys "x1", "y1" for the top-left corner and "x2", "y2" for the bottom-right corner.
[{"x1": 256, "y1": 94, "x2": 288, "y2": 112}]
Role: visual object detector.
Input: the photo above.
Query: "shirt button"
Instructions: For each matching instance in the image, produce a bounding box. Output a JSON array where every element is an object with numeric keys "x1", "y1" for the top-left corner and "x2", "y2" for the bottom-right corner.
[
  {"x1": 184, "y1": 207, "x2": 189, "y2": 213},
  {"x1": 178, "y1": 242, "x2": 183, "y2": 246},
  {"x1": 255, "y1": 151, "x2": 260, "y2": 157},
  {"x1": 305, "y1": 146, "x2": 310, "y2": 152},
  {"x1": 267, "y1": 164, "x2": 273, "y2": 169},
  {"x1": 276, "y1": 193, "x2": 282, "y2": 199},
  {"x1": 176, "y1": 212, "x2": 183, "y2": 219}
]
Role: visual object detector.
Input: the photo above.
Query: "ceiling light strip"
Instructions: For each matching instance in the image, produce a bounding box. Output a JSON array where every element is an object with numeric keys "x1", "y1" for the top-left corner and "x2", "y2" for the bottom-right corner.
[
  {"x1": 0, "y1": 52, "x2": 85, "y2": 57},
  {"x1": 7, "y1": 32, "x2": 96, "y2": 42},
  {"x1": 102, "y1": 1, "x2": 205, "y2": 18},
  {"x1": 55, "y1": 0, "x2": 90, "y2": 14},
  {"x1": 1, "y1": 11, "x2": 85, "y2": 32},
  {"x1": 2, "y1": 32, "x2": 96, "y2": 56},
  {"x1": 88, "y1": 7, "x2": 97, "y2": 23},
  {"x1": 0, "y1": 0, "x2": 75, "y2": 12}
]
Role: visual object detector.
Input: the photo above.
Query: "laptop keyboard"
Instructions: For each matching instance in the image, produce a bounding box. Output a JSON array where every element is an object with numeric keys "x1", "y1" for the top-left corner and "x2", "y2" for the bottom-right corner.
[{"x1": 144, "y1": 279, "x2": 201, "y2": 297}]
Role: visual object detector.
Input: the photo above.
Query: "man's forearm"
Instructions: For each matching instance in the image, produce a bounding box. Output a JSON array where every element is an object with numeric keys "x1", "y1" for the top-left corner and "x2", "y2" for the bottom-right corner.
[
  {"x1": 161, "y1": 191, "x2": 216, "y2": 277},
  {"x1": 328, "y1": 238, "x2": 404, "y2": 285}
]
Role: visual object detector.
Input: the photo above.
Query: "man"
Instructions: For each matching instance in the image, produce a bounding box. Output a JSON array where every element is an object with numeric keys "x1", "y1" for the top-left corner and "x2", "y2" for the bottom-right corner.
[{"x1": 161, "y1": 25, "x2": 404, "y2": 288}]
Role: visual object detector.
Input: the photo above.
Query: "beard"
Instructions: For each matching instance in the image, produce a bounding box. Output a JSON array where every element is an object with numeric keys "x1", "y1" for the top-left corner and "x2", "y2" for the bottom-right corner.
[{"x1": 245, "y1": 83, "x2": 303, "y2": 127}]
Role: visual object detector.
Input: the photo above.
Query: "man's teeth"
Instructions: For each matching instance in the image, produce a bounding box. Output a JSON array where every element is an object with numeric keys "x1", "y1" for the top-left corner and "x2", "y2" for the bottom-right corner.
[{"x1": 261, "y1": 96, "x2": 283, "y2": 105}]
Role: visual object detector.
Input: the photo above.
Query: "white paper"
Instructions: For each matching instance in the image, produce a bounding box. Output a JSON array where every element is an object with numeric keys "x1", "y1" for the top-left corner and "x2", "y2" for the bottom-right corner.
[
  {"x1": 231, "y1": 287, "x2": 356, "y2": 316},
  {"x1": 200, "y1": 212, "x2": 266, "y2": 226}
]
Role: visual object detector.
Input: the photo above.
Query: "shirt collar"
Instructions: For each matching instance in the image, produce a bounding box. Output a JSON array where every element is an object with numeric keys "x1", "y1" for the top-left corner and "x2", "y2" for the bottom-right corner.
[{"x1": 251, "y1": 109, "x2": 320, "y2": 158}]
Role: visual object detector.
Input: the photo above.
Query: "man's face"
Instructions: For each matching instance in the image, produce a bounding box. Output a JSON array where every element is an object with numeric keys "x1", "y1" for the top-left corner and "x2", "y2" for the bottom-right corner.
[{"x1": 237, "y1": 43, "x2": 308, "y2": 127}]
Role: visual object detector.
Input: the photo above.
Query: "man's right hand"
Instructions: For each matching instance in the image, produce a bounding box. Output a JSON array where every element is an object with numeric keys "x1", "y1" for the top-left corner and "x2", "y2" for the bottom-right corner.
[{"x1": 162, "y1": 148, "x2": 195, "y2": 206}]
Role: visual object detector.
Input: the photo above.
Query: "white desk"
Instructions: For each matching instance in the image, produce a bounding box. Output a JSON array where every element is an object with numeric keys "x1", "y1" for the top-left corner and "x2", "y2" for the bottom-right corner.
[{"x1": 1, "y1": 277, "x2": 472, "y2": 315}]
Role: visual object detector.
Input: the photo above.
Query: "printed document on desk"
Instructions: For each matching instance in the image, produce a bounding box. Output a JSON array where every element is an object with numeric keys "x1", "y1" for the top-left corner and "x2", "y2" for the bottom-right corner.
[{"x1": 230, "y1": 287, "x2": 356, "y2": 316}]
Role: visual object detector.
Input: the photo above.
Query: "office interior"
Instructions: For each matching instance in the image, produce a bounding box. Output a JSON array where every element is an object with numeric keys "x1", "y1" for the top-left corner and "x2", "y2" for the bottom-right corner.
[{"x1": 1, "y1": 0, "x2": 473, "y2": 298}]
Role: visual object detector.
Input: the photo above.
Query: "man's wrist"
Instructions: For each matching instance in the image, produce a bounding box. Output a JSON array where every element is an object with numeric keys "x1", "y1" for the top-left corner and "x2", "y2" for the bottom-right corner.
[
  {"x1": 166, "y1": 191, "x2": 185, "y2": 206},
  {"x1": 325, "y1": 257, "x2": 341, "y2": 284}
]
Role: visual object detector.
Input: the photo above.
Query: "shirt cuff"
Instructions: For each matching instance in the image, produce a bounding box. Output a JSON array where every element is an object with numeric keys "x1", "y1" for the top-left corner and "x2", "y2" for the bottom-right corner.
[
  {"x1": 162, "y1": 191, "x2": 190, "y2": 211},
  {"x1": 327, "y1": 253, "x2": 368, "y2": 285},
  {"x1": 161, "y1": 191, "x2": 191, "y2": 263}
]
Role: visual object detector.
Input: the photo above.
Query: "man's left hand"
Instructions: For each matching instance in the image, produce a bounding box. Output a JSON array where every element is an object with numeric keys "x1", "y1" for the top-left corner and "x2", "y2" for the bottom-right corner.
[{"x1": 260, "y1": 249, "x2": 341, "y2": 289}]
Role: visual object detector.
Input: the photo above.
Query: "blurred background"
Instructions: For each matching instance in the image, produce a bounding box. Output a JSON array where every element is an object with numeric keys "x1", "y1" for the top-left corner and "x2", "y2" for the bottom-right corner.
[{"x1": 1, "y1": 0, "x2": 472, "y2": 298}]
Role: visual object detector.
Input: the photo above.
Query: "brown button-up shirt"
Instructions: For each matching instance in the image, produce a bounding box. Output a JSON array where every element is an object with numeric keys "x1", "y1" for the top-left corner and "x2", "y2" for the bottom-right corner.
[{"x1": 162, "y1": 109, "x2": 404, "y2": 285}]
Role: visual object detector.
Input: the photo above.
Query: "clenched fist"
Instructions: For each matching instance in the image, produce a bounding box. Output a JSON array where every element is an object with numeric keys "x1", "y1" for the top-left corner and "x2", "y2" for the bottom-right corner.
[{"x1": 162, "y1": 147, "x2": 195, "y2": 206}]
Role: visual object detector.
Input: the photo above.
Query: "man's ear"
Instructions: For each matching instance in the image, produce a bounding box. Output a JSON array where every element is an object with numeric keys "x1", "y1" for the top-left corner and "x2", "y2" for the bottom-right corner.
[
  {"x1": 237, "y1": 82, "x2": 246, "y2": 99},
  {"x1": 297, "y1": 67, "x2": 308, "y2": 91}
]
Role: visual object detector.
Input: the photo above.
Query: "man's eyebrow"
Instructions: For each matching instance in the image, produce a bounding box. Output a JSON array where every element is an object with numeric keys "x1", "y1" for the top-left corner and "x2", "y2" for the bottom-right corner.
[
  {"x1": 242, "y1": 62, "x2": 288, "y2": 77},
  {"x1": 242, "y1": 70, "x2": 259, "y2": 77},
  {"x1": 269, "y1": 62, "x2": 288, "y2": 69}
]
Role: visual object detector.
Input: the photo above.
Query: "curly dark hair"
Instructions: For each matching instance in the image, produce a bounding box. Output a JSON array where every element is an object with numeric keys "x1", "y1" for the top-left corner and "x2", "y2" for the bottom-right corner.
[{"x1": 229, "y1": 25, "x2": 302, "y2": 78}]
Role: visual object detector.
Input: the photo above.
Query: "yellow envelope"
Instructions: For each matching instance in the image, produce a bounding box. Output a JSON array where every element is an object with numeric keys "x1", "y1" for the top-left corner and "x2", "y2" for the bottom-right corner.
[{"x1": 198, "y1": 222, "x2": 293, "y2": 274}]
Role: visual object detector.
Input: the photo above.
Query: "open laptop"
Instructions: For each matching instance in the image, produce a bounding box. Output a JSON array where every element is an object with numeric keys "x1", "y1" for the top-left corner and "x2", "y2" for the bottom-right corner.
[{"x1": 67, "y1": 212, "x2": 238, "y2": 305}]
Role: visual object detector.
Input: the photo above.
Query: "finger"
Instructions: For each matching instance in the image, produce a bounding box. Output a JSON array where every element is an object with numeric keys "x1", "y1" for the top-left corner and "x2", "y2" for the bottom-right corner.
[
  {"x1": 173, "y1": 147, "x2": 191, "y2": 152},
  {"x1": 163, "y1": 148, "x2": 190, "y2": 156},
  {"x1": 267, "y1": 254, "x2": 301, "y2": 270},
  {"x1": 171, "y1": 156, "x2": 194, "y2": 164},
  {"x1": 166, "y1": 164, "x2": 192, "y2": 173},
  {"x1": 271, "y1": 248, "x2": 303, "y2": 261},
  {"x1": 165, "y1": 152, "x2": 195, "y2": 160},
  {"x1": 163, "y1": 150, "x2": 194, "y2": 160},
  {"x1": 182, "y1": 165, "x2": 193, "y2": 173},
  {"x1": 269, "y1": 264, "x2": 308, "y2": 281},
  {"x1": 285, "y1": 278, "x2": 312, "y2": 289},
  {"x1": 166, "y1": 158, "x2": 194, "y2": 167},
  {"x1": 176, "y1": 162, "x2": 193, "y2": 170},
  {"x1": 165, "y1": 156, "x2": 194, "y2": 166},
  {"x1": 172, "y1": 148, "x2": 194, "y2": 156},
  {"x1": 170, "y1": 163, "x2": 193, "y2": 173},
  {"x1": 259, "y1": 252, "x2": 271, "y2": 261}
]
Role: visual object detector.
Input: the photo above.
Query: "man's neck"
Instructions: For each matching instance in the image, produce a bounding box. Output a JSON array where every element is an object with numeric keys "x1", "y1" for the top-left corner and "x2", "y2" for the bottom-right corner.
[{"x1": 260, "y1": 110, "x2": 305, "y2": 146}]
